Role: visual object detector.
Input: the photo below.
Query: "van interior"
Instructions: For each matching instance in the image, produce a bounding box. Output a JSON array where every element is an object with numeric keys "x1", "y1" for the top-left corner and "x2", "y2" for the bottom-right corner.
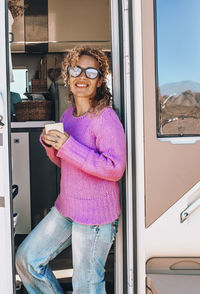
[{"x1": 10, "y1": 1, "x2": 116, "y2": 293}]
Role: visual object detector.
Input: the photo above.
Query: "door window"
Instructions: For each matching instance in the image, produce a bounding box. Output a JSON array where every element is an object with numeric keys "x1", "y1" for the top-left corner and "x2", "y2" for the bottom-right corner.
[{"x1": 155, "y1": 0, "x2": 200, "y2": 137}]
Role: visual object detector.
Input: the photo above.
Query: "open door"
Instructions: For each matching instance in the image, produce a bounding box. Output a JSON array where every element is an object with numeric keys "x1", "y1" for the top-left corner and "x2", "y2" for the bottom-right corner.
[
  {"x1": 133, "y1": 0, "x2": 200, "y2": 293},
  {"x1": 0, "y1": 0, "x2": 15, "y2": 293}
]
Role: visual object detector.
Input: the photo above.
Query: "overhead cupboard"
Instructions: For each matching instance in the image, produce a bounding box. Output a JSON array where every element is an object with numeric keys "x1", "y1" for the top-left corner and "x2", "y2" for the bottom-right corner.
[{"x1": 11, "y1": 0, "x2": 111, "y2": 53}]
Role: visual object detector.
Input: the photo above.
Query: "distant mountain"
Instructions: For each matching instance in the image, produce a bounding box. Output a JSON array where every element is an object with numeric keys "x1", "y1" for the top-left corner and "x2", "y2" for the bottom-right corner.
[{"x1": 160, "y1": 80, "x2": 200, "y2": 96}]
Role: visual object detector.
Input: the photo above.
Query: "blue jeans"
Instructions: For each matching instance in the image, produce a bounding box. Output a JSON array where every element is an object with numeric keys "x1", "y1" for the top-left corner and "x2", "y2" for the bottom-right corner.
[{"x1": 15, "y1": 206, "x2": 118, "y2": 294}]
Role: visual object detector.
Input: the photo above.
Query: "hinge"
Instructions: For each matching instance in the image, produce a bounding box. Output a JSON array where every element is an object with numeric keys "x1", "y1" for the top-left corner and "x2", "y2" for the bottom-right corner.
[
  {"x1": 123, "y1": 0, "x2": 129, "y2": 11},
  {"x1": 0, "y1": 196, "x2": 5, "y2": 207},
  {"x1": 128, "y1": 268, "x2": 134, "y2": 288}
]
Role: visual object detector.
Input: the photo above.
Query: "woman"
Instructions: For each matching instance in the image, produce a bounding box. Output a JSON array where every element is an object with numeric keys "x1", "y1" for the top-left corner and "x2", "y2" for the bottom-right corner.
[{"x1": 16, "y1": 46, "x2": 126, "y2": 294}]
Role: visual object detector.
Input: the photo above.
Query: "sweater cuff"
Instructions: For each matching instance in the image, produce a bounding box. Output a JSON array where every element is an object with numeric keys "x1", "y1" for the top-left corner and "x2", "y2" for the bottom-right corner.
[{"x1": 56, "y1": 136, "x2": 90, "y2": 169}]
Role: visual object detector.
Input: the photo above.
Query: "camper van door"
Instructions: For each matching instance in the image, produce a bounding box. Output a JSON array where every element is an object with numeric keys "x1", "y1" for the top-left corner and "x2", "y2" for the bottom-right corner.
[{"x1": 0, "y1": 1, "x2": 15, "y2": 293}]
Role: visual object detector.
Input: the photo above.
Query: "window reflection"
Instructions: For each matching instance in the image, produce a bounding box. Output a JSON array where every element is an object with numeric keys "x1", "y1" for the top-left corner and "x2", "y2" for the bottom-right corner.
[{"x1": 155, "y1": 0, "x2": 200, "y2": 136}]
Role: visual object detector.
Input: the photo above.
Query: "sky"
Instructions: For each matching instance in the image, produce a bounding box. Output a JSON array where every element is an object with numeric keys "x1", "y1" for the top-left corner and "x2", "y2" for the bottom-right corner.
[{"x1": 156, "y1": 0, "x2": 200, "y2": 86}]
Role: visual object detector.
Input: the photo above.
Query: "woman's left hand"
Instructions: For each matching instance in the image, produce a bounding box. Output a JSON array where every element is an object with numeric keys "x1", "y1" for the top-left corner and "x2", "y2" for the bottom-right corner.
[{"x1": 43, "y1": 130, "x2": 69, "y2": 151}]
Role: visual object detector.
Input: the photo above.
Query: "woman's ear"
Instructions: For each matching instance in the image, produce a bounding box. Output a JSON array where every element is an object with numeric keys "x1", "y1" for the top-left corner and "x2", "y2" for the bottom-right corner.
[{"x1": 97, "y1": 76, "x2": 103, "y2": 88}]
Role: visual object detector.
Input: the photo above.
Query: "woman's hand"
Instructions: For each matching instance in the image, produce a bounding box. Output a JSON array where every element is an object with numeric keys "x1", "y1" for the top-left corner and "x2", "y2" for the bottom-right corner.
[{"x1": 41, "y1": 129, "x2": 69, "y2": 151}]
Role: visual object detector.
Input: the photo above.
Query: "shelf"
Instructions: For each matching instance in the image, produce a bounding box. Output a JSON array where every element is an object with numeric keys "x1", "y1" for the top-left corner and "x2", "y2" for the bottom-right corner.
[{"x1": 11, "y1": 121, "x2": 54, "y2": 129}]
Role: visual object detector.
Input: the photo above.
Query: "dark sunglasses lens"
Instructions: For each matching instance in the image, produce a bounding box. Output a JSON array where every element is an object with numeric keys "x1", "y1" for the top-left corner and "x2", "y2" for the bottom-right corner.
[
  {"x1": 85, "y1": 68, "x2": 99, "y2": 79},
  {"x1": 69, "y1": 66, "x2": 82, "y2": 77}
]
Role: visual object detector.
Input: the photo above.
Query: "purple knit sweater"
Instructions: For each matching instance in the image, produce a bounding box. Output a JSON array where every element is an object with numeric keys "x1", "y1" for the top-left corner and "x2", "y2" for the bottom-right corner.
[{"x1": 42, "y1": 106, "x2": 126, "y2": 225}]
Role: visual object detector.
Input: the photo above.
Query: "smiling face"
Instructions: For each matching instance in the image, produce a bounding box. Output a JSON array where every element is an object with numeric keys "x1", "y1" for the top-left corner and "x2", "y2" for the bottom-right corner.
[{"x1": 68, "y1": 55, "x2": 103, "y2": 101}]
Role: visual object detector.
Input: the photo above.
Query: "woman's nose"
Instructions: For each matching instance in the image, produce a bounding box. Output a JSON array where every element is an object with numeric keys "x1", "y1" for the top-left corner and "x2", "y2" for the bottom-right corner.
[{"x1": 80, "y1": 70, "x2": 86, "y2": 78}]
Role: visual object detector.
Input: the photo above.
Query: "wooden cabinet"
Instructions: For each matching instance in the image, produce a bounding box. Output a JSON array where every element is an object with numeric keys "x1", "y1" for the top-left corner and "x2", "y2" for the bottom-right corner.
[
  {"x1": 10, "y1": 0, "x2": 25, "y2": 53},
  {"x1": 48, "y1": 0, "x2": 111, "y2": 52},
  {"x1": 10, "y1": 0, "x2": 111, "y2": 53}
]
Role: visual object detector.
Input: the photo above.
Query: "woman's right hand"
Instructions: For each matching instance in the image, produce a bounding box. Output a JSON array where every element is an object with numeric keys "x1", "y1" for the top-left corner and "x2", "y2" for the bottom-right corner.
[
  {"x1": 41, "y1": 128, "x2": 69, "y2": 149},
  {"x1": 41, "y1": 128, "x2": 53, "y2": 147}
]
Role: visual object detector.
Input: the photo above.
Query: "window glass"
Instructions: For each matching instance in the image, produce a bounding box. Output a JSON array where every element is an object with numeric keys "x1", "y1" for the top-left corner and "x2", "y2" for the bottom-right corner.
[
  {"x1": 155, "y1": 0, "x2": 200, "y2": 136},
  {"x1": 10, "y1": 69, "x2": 27, "y2": 99}
]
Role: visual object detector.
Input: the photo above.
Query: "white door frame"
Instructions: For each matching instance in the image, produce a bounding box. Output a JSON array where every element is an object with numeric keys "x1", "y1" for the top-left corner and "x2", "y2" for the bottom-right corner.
[
  {"x1": 119, "y1": 0, "x2": 146, "y2": 293},
  {"x1": 0, "y1": 0, "x2": 15, "y2": 293},
  {"x1": 111, "y1": 0, "x2": 137, "y2": 293},
  {"x1": 121, "y1": 0, "x2": 135, "y2": 292},
  {"x1": 131, "y1": 0, "x2": 146, "y2": 292},
  {"x1": 112, "y1": 0, "x2": 139, "y2": 293},
  {"x1": 111, "y1": 1, "x2": 125, "y2": 294}
]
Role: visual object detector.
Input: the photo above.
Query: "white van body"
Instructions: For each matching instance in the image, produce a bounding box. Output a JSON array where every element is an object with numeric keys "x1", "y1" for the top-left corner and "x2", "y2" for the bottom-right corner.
[{"x1": 1, "y1": 0, "x2": 200, "y2": 293}]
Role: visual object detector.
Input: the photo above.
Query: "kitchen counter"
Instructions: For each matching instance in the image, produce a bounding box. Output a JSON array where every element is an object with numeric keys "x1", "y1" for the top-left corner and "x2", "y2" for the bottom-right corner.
[{"x1": 11, "y1": 121, "x2": 55, "y2": 129}]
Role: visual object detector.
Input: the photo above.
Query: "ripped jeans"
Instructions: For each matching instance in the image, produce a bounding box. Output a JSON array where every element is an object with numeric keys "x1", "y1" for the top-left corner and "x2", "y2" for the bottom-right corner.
[{"x1": 15, "y1": 206, "x2": 118, "y2": 294}]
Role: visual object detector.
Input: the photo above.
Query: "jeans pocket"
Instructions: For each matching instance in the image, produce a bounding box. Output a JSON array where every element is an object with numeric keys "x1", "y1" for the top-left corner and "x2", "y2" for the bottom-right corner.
[{"x1": 92, "y1": 220, "x2": 119, "y2": 245}]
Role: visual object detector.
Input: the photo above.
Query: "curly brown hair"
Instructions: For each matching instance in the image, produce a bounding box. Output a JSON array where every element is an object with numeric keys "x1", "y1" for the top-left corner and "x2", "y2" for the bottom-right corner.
[
  {"x1": 8, "y1": 0, "x2": 26, "y2": 18},
  {"x1": 62, "y1": 46, "x2": 112, "y2": 114}
]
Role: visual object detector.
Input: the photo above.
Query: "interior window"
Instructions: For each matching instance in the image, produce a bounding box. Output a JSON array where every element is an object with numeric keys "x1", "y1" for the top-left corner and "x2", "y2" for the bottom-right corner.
[
  {"x1": 155, "y1": 0, "x2": 200, "y2": 137},
  {"x1": 10, "y1": 68, "x2": 28, "y2": 99}
]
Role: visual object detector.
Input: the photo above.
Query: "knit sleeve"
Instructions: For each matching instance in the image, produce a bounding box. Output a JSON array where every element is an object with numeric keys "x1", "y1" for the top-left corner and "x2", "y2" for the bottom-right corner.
[
  {"x1": 40, "y1": 136, "x2": 61, "y2": 168},
  {"x1": 39, "y1": 108, "x2": 72, "y2": 167},
  {"x1": 56, "y1": 108, "x2": 126, "y2": 181}
]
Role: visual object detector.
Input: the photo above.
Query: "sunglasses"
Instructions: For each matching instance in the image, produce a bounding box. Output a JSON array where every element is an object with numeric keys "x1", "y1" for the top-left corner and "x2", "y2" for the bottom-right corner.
[{"x1": 67, "y1": 66, "x2": 101, "y2": 79}]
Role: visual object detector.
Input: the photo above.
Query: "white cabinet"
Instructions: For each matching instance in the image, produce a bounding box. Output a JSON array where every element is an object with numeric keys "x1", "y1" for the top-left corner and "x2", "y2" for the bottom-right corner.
[{"x1": 11, "y1": 132, "x2": 31, "y2": 234}]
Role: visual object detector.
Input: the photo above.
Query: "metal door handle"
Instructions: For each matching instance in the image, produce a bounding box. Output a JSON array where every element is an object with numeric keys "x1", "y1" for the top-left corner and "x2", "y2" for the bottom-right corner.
[{"x1": 180, "y1": 197, "x2": 200, "y2": 223}]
